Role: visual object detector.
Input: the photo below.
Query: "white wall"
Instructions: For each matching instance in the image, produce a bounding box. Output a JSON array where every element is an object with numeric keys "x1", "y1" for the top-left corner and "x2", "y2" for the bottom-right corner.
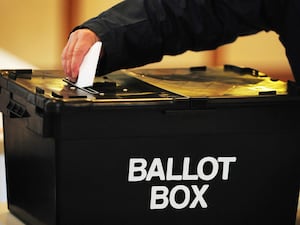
[
  {"x1": 217, "y1": 31, "x2": 294, "y2": 81},
  {"x1": 0, "y1": 0, "x2": 64, "y2": 69},
  {"x1": 0, "y1": 112, "x2": 6, "y2": 203}
]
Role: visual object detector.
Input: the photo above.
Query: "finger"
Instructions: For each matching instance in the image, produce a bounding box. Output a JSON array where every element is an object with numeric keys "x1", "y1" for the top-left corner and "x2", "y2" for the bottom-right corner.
[
  {"x1": 65, "y1": 34, "x2": 79, "y2": 79},
  {"x1": 61, "y1": 42, "x2": 70, "y2": 75},
  {"x1": 70, "y1": 41, "x2": 90, "y2": 81}
]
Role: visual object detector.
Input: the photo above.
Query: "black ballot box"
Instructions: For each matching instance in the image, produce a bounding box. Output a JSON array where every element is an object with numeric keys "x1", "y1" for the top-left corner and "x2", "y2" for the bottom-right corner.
[{"x1": 0, "y1": 65, "x2": 299, "y2": 225}]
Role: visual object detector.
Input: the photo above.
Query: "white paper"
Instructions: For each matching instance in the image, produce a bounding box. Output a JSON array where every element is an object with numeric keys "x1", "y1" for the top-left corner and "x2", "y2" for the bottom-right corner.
[{"x1": 75, "y1": 41, "x2": 102, "y2": 88}]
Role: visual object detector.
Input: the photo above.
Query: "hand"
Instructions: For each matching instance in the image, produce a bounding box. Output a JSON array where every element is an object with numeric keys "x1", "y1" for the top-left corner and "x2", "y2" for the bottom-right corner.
[{"x1": 61, "y1": 29, "x2": 100, "y2": 82}]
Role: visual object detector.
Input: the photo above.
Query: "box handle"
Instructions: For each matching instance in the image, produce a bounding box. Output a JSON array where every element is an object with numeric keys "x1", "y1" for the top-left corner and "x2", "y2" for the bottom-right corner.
[{"x1": 7, "y1": 100, "x2": 29, "y2": 118}]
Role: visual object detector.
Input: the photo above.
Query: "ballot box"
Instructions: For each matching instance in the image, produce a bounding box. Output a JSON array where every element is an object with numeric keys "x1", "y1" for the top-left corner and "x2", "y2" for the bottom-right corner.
[{"x1": 0, "y1": 65, "x2": 299, "y2": 225}]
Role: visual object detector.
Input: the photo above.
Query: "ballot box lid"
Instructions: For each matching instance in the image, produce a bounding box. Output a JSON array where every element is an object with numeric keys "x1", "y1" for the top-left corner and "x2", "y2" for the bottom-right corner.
[
  {"x1": 130, "y1": 65, "x2": 300, "y2": 108},
  {"x1": 0, "y1": 65, "x2": 299, "y2": 114},
  {"x1": 0, "y1": 69, "x2": 189, "y2": 113}
]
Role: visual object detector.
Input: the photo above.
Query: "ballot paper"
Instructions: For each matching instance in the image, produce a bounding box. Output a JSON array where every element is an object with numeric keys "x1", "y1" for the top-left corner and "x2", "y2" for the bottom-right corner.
[{"x1": 75, "y1": 41, "x2": 102, "y2": 88}]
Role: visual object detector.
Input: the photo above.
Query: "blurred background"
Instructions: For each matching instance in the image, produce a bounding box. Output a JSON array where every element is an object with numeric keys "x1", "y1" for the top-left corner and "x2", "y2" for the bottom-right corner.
[{"x1": 0, "y1": 0, "x2": 295, "y2": 81}]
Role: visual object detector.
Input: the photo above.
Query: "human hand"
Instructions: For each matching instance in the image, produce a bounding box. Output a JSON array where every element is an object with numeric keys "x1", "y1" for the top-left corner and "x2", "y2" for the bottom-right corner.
[{"x1": 61, "y1": 29, "x2": 100, "y2": 82}]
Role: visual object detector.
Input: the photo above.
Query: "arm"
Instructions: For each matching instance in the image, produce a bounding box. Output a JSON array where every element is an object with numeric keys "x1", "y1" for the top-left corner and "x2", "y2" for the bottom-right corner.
[
  {"x1": 277, "y1": 0, "x2": 300, "y2": 82},
  {"x1": 75, "y1": 0, "x2": 274, "y2": 74},
  {"x1": 62, "y1": 0, "x2": 299, "y2": 82}
]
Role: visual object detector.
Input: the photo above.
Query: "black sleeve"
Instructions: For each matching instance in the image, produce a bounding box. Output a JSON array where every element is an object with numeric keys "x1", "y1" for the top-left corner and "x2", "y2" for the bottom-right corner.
[
  {"x1": 276, "y1": 0, "x2": 300, "y2": 82},
  {"x1": 76, "y1": 0, "x2": 300, "y2": 82}
]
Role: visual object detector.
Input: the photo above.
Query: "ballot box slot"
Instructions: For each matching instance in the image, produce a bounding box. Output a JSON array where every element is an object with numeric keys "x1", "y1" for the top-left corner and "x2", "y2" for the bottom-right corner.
[
  {"x1": 61, "y1": 73, "x2": 183, "y2": 100},
  {"x1": 62, "y1": 78, "x2": 100, "y2": 95}
]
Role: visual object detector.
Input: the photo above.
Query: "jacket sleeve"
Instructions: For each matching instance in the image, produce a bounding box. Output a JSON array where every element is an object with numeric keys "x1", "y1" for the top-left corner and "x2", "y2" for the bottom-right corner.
[
  {"x1": 276, "y1": 0, "x2": 300, "y2": 82},
  {"x1": 75, "y1": 0, "x2": 299, "y2": 82}
]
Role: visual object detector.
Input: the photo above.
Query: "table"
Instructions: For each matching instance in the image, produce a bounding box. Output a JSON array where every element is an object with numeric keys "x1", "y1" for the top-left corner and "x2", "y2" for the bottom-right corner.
[{"x1": 0, "y1": 203, "x2": 24, "y2": 225}]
